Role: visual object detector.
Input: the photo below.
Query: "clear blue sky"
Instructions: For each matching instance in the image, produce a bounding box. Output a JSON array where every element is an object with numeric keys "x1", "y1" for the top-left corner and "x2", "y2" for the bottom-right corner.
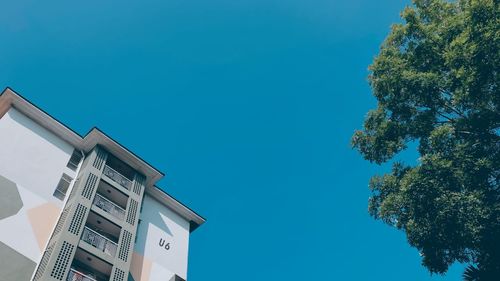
[{"x1": 1, "y1": 1, "x2": 464, "y2": 280}]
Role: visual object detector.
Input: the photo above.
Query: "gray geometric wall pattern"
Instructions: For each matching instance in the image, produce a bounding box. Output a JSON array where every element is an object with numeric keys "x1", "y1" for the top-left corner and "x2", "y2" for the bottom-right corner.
[
  {"x1": 0, "y1": 241, "x2": 36, "y2": 281},
  {"x1": 0, "y1": 174, "x2": 59, "y2": 280},
  {"x1": 0, "y1": 175, "x2": 23, "y2": 220},
  {"x1": 0, "y1": 176, "x2": 23, "y2": 220}
]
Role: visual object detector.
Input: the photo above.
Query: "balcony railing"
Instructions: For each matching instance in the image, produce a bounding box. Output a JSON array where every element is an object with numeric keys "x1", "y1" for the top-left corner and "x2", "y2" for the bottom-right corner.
[
  {"x1": 93, "y1": 193, "x2": 125, "y2": 221},
  {"x1": 67, "y1": 268, "x2": 97, "y2": 281},
  {"x1": 81, "y1": 227, "x2": 117, "y2": 257},
  {"x1": 103, "y1": 165, "x2": 132, "y2": 190}
]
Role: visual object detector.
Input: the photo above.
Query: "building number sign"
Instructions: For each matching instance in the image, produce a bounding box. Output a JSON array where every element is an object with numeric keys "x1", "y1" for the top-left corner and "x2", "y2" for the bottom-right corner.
[{"x1": 159, "y1": 238, "x2": 171, "y2": 251}]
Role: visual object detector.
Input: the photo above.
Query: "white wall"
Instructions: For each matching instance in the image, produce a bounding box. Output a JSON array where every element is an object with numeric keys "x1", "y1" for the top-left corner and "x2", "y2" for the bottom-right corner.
[
  {"x1": 134, "y1": 194, "x2": 191, "y2": 280},
  {"x1": 0, "y1": 107, "x2": 80, "y2": 269},
  {"x1": 0, "y1": 108, "x2": 77, "y2": 205}
]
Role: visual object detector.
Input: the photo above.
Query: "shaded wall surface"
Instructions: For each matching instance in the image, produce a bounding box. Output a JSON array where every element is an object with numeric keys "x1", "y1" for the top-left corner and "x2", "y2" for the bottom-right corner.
[{"x1": 130, "y1": 194, "x2": 190, "y2": 281}]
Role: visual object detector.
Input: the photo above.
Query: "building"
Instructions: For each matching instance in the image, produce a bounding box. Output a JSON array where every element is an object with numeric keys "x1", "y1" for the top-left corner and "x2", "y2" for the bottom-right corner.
[{"x1": 0, "y1": 88, "x2": 205, "y2": 281}]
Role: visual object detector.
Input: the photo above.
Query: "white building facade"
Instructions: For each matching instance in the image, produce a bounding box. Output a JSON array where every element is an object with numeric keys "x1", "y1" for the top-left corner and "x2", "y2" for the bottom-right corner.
[{"x1": 0, "y1": 88, "x2": 205, "y2": 281}]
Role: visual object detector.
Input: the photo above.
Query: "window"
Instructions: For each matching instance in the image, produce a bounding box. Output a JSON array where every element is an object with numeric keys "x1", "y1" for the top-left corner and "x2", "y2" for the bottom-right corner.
[
  {"x1": 53, "y1": 173, "x2": 73, "y2": 200},
  {"x1": 135, "y1": 219, "x2": 142, "y2": 243},
  {"x1": 67, "y1": 150, "x2": 83, "y2": 171}
]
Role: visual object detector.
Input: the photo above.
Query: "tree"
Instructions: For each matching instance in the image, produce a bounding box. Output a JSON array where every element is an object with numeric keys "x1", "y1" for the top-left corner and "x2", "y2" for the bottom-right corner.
[
  {"x1": 463, "y1": 265, "x2": 483, "y2": 281},
  {"x1": 351, "y1": 0, "x2": 499, "y2": 277}
]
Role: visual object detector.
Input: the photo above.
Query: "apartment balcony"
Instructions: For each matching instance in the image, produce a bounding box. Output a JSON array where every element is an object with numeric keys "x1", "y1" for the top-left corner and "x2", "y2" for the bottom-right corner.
[
  {"x1": 93, "y1": 193, "x2": 125, "y2": 221},
  {"x1": 69, "y1": 248, "x2": 112, "y2": 281},
  {"x1": 81, "y1": 227, "x2": 117, "y2": 257},
  {"x1": 103, "y1": 165, "x2": 132, "y2": 190},
  {"x1": 102, "y1": 154, "x2": 136, "y2": 191},
  {"x1": 67, "y1": 268, "x2": 97, "y2": 281}
]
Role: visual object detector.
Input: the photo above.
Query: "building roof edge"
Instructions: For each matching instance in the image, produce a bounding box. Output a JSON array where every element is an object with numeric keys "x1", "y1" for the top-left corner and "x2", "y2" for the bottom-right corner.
[
  {"x1": 146, "y1": 186, "x2": 206, "y2": 232},
  {"x1": 0, "y1": 87, "x2": 205, "y2": 228}
]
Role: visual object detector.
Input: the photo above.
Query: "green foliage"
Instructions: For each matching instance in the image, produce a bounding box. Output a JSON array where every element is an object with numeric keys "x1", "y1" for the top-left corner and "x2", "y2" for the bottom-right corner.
[
  {"x1": 463, "y1": 263, "x2": 500, "y2": 280},
  {"x1": 352, "y1": 0, "x2": 499, "y2": 276}
]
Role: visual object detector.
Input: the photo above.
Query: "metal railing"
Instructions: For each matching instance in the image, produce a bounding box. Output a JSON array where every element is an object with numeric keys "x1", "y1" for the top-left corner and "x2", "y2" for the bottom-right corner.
[
  {"x1": 67, "y1": 268, "x2": 97, "y2": 281},
  {"x1": 103, "y1": 165, "x2": 132, "y2": 190},
  {"x1": 81, "y1": 227, "x2": 117, "y2": 257},
  {"x1": 93, "y1": 193, "x2": 125, "y2": 221}
]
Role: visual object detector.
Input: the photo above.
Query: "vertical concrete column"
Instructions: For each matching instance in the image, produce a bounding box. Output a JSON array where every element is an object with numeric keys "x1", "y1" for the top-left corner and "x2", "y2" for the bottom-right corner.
[
  {"x1": 110, "y1": 173, "x2": 146, "y2": 281},
  {"x1": 32, "y1": 146, "x2": 107, "y2": 281}
]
